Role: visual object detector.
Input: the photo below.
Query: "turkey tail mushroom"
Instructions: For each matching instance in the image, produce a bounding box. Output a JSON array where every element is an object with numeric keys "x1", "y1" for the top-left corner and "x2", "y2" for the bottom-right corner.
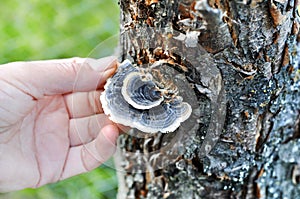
[{"x1": 100, "y1": 60, "x2": 192, "y2": 133}]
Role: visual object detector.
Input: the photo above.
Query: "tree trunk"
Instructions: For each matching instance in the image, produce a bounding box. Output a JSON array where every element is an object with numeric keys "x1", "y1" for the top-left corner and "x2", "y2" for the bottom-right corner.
[{"x1": 114, "y1": 0, "x2": 300, "y2": 198}]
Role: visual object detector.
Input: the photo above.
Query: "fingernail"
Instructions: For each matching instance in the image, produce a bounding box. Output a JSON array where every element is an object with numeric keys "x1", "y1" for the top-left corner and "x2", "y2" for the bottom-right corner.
[
  {"x1": 89, "y1": 56, "x2": 117, "y2": 72},
  {"x1": 103, "y1": 67, "x2": 117, "y2": 79}
]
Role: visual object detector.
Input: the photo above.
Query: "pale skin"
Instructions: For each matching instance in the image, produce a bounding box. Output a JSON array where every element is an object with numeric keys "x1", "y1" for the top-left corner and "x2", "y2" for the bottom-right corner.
[{"x1": 0, "y1": 56, "x2": 121, "y2": 192}]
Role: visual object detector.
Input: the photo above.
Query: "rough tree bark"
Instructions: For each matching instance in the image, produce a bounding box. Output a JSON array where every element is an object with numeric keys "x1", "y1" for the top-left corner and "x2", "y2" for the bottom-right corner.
[{"x1": 114, "y1": 0, "x2": 300, "y2": 198}]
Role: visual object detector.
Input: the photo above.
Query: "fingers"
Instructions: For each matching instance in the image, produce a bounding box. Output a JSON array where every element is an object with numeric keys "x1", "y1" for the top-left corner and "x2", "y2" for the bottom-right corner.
[
  {"x1": 0, "y1": 56, "x2": 117, "y2": 98},
  {"x1": 69, "y1": 114, "x2": 114, "y2": 146},
  {"x1": 60, "y1": 125, "x2": 119, "y2": 180},
  {"x1": 116, "y1": 124, "x2": 131, "y2": 134},
  {"x1": 64, "y1": 89, "x2": 130, "y2": 138},
  {"x1": 64, "y1": 90, "x2": 104, "y2": 118}
]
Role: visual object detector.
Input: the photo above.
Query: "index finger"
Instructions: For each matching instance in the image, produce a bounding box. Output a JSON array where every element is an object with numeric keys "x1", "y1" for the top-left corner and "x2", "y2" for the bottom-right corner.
[{"x1": 0, "y1": 56, "x2": 117, "y2": 98}]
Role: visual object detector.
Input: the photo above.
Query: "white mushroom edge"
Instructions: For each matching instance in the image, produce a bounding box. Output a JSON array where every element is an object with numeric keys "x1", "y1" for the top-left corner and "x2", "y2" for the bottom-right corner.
[{"x1": 100, "y1": 60, "x2": 193, "y2": 133}]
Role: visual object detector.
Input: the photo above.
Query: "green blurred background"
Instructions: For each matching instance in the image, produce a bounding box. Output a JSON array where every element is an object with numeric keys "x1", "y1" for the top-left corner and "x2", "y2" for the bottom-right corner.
[
  {"x1": 0, "y1": 0, "x2": 119, "y2": 64},
  {"x1": 0, "y1": 0, "x2": 120, "y2": 198}
]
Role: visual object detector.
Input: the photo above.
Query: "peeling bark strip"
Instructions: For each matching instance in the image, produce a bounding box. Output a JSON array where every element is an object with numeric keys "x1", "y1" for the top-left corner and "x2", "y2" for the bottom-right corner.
[{"x1": 115, "y1": 0, "x2": 300, "y2": 198}]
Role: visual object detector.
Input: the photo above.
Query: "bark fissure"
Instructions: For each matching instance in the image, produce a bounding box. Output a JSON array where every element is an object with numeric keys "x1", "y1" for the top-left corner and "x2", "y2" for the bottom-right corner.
[{"x1": 115, "y1": 0, "x2": 300, "y2": 198}]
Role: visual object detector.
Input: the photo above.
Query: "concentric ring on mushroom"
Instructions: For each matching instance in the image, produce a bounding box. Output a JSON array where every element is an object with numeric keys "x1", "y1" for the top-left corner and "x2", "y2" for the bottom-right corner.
[{"x1": 100, "y1": 59, "x2": 193, "y2": 133}]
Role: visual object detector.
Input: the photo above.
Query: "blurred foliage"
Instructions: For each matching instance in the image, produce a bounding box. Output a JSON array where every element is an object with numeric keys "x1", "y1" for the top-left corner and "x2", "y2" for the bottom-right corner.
[
  {"x1": 1, "y1": 159, "x2": 118, "y2": 199},
  {"x1": 0, "y1": 0, "x2": 120, "y2": 198},
  {"x1": 0, "y1": 0, "x2": 119, "y2": 64}
]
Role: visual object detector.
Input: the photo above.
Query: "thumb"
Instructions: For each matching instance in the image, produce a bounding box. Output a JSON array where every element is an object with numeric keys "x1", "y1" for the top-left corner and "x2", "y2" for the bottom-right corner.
[{"x1": 0, "y1": 56, "x2": 117, "y2": 98}]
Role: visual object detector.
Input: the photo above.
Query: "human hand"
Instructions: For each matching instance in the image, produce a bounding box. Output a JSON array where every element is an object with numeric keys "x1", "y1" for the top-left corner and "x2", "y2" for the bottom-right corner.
[{"x1": 0, "y1": 57, "x2": 120, "y2": 192}]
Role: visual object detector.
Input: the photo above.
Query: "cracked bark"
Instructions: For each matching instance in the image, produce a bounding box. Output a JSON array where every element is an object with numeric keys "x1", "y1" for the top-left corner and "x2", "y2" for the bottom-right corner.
[{"x1": 114, "y1": 0, "x2": 300, "y2": 198}]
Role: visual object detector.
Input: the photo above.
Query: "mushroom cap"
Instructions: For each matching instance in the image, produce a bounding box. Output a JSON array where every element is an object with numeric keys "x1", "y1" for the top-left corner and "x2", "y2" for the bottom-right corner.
[
  {"x1": 100, "y1": 60, "x2": 192, "y2": 133},
  {"x1": 121, "y1": 71, "x2": 164, "y2": 109}
]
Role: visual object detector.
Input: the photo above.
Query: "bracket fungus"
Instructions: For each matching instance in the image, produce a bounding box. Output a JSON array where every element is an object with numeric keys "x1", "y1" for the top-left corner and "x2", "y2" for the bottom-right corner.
[{"x1": 100, "y1": 60, "x2": 192, "y2": 133}]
